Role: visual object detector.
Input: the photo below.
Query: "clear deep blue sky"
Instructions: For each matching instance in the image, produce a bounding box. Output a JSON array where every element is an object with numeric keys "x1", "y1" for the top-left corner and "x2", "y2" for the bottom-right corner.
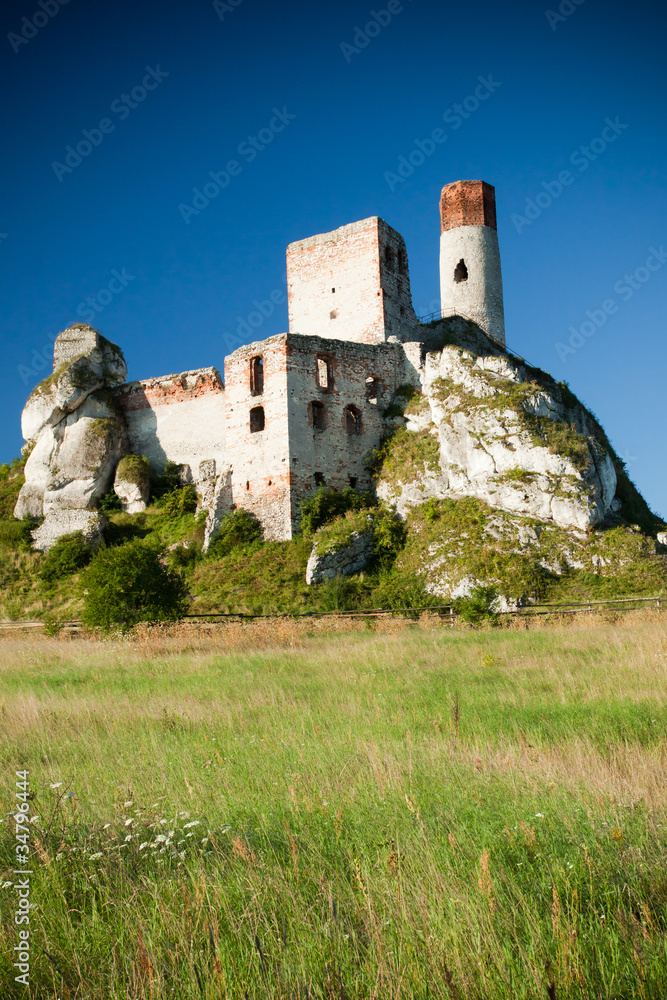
[{"x1": 1, "y1": 0, "x2": 665, "y2": 515}]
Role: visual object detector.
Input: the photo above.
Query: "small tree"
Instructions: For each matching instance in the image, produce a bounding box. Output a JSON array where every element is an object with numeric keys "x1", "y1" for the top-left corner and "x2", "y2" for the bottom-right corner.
[
  {"x1": 207, "y1": 509, "x2": 262, "y2": 559},
  {"x1": 299, "y1": 486, "x2": 375, "y2": 536},
  {"x1": 81, "y1": 540, "x2": 188, "y2": 632},
  {"x1": 453, "y1": 585, "x2": 500, "y2": 626},
  {"x1": 39, "y1": 533, "x2": 91, "y2": 585}
]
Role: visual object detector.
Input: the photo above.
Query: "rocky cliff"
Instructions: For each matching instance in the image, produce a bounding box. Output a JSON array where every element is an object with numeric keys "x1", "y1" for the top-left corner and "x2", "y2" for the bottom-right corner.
[
  {"x1": 373, "y1": 318, "x2": 664, "y2": 605},
  {"x1": 15, "y1": 325, "x2": 128, "y2": 550}
]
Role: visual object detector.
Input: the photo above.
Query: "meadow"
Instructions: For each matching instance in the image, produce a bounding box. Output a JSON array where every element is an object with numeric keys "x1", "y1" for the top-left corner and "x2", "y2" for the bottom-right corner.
[{"x1": 1, "y1": 616, "x2": 666, "y2": 998}]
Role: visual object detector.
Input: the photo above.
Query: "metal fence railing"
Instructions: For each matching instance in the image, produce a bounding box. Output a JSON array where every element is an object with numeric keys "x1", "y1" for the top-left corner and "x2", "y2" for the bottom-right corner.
[{"x1": 0, "y1": 595, "x2": 664, "y2": 632}]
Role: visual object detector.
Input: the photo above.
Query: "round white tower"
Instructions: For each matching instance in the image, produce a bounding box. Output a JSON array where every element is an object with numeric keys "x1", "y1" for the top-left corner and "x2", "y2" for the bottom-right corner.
[{"x1": 439, "y1": 180, "x2": 505, "y2": 346}]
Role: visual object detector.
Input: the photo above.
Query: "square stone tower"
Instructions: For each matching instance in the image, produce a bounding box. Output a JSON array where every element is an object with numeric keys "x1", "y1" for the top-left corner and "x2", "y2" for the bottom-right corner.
[{"x1": 286, "y1": 217, "x2": 419, "y2": 344}]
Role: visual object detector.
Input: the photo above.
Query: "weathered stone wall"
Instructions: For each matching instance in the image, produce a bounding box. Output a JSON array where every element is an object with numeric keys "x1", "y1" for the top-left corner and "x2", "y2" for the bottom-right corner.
[
  {"x1": 286, "y1": 217, "x2": 419, "y2": 345},
  {"x1": 113, "y1": 368, "x2": 226, "y2": 483},
  {"x1": 224, "y1": 336, "x2": 293, "y2": 541},
  {"x1": 284, "y1": 333, "x2": 408, "y2": 530}
]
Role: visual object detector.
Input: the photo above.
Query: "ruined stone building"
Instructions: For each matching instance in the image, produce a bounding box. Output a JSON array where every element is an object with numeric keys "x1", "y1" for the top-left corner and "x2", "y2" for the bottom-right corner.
[{"x1": 17, "y1": 180, "x2": 507, "y2": 549}]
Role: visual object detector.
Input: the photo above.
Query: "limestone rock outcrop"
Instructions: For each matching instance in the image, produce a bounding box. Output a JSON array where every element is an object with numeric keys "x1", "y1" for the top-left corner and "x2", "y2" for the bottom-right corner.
[
  {"x1": 306, "y1": 512, "x2": 375, "y2": 585},
  {"x1": 113, "y1": 454, "x2": 151, "y2": 514},
  {"x1": 378, "y1": 320, "x2": 620, "y2": 532},
  {"x1": 15, "y1": 326, "x2": 128, "y2": 551}
]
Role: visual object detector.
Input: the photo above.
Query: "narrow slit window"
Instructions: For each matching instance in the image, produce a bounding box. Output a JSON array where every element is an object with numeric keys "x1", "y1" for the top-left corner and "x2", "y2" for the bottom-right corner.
[
  {"x1": 454, "y1": 259, "x2": 468, "y2": 283},
  {"x1": 310, "y1": 400, "x2": 326, "y2": 431},
  {"x1": 345, "y1": 405, "x2": 362, "y2": 436},
  {"x1": 249, "y1": 406, "x2": 265, "y2": 433},
  {"x1": 250, "y1": 355, "x2": 264, "y2": 395},
  {"x1": 316, "y1": 357, "x2": 330, "y2": 389},
  {"x1": 384, "y1": 245, "x2": 395, "y2": 270},
  {"x1": 366, "y1": 376, "x2": 379, "y2": 404}
]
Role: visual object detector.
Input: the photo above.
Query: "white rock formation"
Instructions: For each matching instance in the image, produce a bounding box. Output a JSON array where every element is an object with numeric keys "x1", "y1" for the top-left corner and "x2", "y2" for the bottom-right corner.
[
  {"x1": 379, "y1": 322, "x2": 618, "y2": 532},
  {"x1": 15, "y1": 326, "x2": 128, "y2": 551},
  {"x1": 306, "y1": 525, "x2": 375, "y2": 585}
]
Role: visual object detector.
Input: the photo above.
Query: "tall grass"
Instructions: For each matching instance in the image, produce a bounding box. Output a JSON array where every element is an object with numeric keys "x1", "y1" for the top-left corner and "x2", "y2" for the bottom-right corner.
[{"x1": 1, "y1": 620, "x2": 667, "y2": 998}]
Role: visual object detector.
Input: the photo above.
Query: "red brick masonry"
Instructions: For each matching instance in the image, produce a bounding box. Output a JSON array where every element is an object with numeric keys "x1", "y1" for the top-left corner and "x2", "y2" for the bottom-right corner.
[
  {"x1": 114, "y1": 368, "x2": 223, "y2": 412},
  {"x1": 440, "y1": 180, "x2": 497, "y2": 233}
]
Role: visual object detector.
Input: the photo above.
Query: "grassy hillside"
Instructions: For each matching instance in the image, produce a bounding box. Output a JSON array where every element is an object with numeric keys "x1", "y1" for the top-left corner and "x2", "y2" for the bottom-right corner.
[{"x1": 1, "y1": 621, "x2": 666, "y2": 997}]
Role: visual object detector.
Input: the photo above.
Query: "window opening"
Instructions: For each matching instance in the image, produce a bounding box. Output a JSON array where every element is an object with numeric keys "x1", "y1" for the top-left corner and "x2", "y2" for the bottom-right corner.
[
  {"x1": 316, "y1": 357, "x2": 331, "y2": 389},
  {"x1": 310, "y1": 400, "x2": 326, "y2": 431},
  {"x1": 249, "y1": 406, "x2": 265, "y2": 433},
  {"x1": 384, "y1": 245, "x2": 395, "y2": 270},
  {"x1": 314, "y1": 472, "x2": 326, "y2": 487},
  {"x1": 250, "y1": 355, "x2": 264, "y2": 395},
  {"x1": 365, "y1": 376, "x2": 379, "y2": 405},
  {"x1": 454, "y1": 259, "x2": 468, "y2": 283},
  {"x1": 345, "y1": 406, "x2": 362, "y2": 435},
  {"x1": 349, "y1": 476, "x2": 358, "y2": 489}
]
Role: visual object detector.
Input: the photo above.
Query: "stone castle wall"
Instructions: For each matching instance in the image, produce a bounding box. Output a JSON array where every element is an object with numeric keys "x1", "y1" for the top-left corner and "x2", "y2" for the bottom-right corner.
[
  {"x1": 286, "y1": 217, "x2": 419, "y2": 346},
  {"x1": 113, "y1": 368, "x2": 226, "y2": 483}
]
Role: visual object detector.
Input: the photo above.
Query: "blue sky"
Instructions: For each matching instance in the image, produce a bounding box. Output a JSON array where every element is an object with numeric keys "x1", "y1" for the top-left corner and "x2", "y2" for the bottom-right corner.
[{"x1": 1, "y1": 0, "x2": 665, "y2": 515}]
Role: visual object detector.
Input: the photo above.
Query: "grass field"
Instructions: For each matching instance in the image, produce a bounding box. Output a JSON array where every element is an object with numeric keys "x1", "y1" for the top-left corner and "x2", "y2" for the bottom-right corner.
[{"x1": 1, "y1": 617, "x2": 667, "y2": 998}]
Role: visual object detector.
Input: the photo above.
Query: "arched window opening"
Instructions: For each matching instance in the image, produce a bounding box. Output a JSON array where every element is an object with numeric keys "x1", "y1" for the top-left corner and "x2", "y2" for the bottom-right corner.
[
  {"x1": 454, "y1": 259, "x2": 468, "y2": 283},
  {"x1": 316, "y1": 357, "x2": 332, "y2": 389},
  {"x1": 249, "y1": 406, "x2": 265, "y2": 433},
  {"x1": 345, "y1": 405, "x2": 362, "y2": 436},
  {"x1": 310, "y1": 400, "x2": 326, "y2": 431},
  {"x1": 250, "y1": 355, "x2": 264, "y2": 395}
]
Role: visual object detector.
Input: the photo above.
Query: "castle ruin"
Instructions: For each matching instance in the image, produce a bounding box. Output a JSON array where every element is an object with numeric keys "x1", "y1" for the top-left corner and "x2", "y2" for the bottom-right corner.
[{"x1": 16, "y1": 180, "x2": 508, "y2": 549}]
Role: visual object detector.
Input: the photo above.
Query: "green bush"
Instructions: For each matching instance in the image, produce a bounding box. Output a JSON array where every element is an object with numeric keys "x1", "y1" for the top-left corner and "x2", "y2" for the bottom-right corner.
[
  {"x1": 371, "y1": 505, "x2": 407, "y2": 569},
  {"x1": 81, "y1": 540, "x2": 189, "y2": 632},
  {"x1": 0, "y1": 455, "x2": 27, "y2": 519},
  {"x1": 39, "y1": 533, "x2": 92, "y2": 585},
  {"x1": 159, "y1": 485, "x2": 198, "y2": 519},
  {"x1": 151, "y1": 461, "x2": 186, "y2": 502},
  {"x1": 116, "y1": 454, "x2": 151, "y2": 487},
  {"x1": 316, "y1": 574, "x2": 369, "y2": 612},
  {"x1": 99, "y1": 490, "x2": 123, "y2": 513},
  {"x1": 299, "y1": 486, "x2": 375, "y2": 536},
  {"x1": 453, "y1": 585, "x2": 500, "y2": 625},
  {"x1": 370, "y1": 569, "x2": 436, "y2": 610},
  {"x1": 0, "y1": 518, "x2": 34, "y2": 552},
  {"x1": 207, "y1": 509, "x2": 262, "y2": 560}
]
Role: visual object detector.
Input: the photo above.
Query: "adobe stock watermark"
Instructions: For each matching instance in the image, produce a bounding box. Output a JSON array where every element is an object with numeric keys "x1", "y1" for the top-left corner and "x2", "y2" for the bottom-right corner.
[
  {"x1": 384, "y1": 75, "x2": 501, "y2": 192},
  {"x1": 8, "y1": 0, "x2": 71, "y2": 54},
  {"x1": 17, "y1": 268, "x2": 136, "y2": 385},
  {"x1": 340, "y1": 0, "x2": 414, "y2": 63},
  {"x1": 222, "y1": 288, "x2": 286, "y2": 353},
  {"x1": 555, "y1": 245, "x2": 666, "y2": 362},
  {"x1": 13, "y1": 771, "x2": 32, "y2": 987},
  {"x1": 213, "y1": 0, "x2": 245, "y2": 21},
  {"x1": 178, "y1": 107, "x2": 296, "y2": 224},
  {"x1": 545, "y1": 0, "x2": 586, "y2": 31},
  {"x1": 51, "y1": 66, "x2": 169, "y2": 182},
  {"x1": 511, "y1": 117, "x2": 628, "y2": 234}
]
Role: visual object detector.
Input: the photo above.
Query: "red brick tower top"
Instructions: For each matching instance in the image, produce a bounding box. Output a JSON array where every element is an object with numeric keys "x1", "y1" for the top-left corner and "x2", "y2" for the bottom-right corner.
[{"x1": 439, "y1": 180, "x2": 497, "y2": 233}]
